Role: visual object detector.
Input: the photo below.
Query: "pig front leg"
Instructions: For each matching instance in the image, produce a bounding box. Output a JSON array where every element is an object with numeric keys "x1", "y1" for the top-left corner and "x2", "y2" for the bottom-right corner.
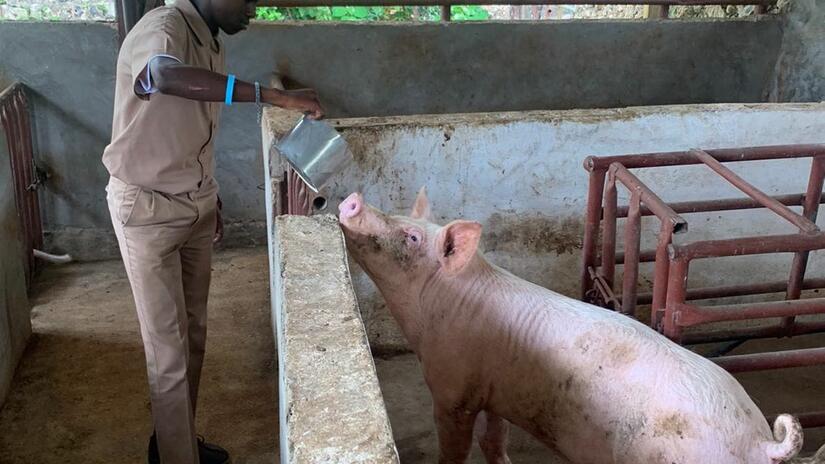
[
  {"x1": 475, "y1": 411, "x2": 512, "y2": 464},
  {"x1": 435, "y1": 403, "x2": 478, "y2": 464}
]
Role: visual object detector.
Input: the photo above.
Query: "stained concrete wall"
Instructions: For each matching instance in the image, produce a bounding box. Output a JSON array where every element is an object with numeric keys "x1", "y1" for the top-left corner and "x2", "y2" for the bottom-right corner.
[
  {"x1": 271, "y1": 214, "x2": 399, "y2": 464},
  {"x1": 0, "y1": 17, "x2": 782, "y2": 260},
  {"x1": 0, "y1": 128, "x2": 32, "y2": 409},
  {"x1": 265, "y1": 103, "x2": 825, "y2": 353},
  {"x1": 769, "y1": 0, "x2": 825, "y2": 103}
]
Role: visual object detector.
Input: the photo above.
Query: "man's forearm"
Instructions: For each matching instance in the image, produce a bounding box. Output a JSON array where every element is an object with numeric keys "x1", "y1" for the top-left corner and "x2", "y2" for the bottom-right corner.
[{"x1": 152, "y1": 63, "x2": 285, "y2": 105}]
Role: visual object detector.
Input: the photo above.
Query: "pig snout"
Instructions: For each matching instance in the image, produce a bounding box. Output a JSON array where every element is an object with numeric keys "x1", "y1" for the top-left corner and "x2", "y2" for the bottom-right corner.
[{"x1": 339, "y1": 192, "x2": 363, "y2": 220}]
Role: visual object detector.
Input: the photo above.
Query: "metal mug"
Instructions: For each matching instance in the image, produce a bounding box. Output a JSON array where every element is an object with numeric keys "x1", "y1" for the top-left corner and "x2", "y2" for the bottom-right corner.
[{"x1": 275, "y1": 115, "x2": 352, "y2": 193}]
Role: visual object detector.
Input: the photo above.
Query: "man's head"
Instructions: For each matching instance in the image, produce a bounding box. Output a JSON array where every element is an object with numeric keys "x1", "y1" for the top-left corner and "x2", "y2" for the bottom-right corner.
[{"x1": 196, "y1": 0, "x2": 257, "y2": 35}]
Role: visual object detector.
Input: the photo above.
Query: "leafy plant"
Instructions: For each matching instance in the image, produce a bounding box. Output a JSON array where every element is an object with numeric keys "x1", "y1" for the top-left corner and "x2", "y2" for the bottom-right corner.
[{"x1": 255, "y1": 4, "x2": 488, "y2": 22}]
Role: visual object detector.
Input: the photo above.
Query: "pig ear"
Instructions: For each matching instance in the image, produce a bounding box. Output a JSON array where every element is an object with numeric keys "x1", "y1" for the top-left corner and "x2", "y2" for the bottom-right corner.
[
  {"x1": 437, "y1": 220, "x2": 482, "y2": 275},
  {"x1": 410, "y1": 186, "x2": 431, "y2": 220}
]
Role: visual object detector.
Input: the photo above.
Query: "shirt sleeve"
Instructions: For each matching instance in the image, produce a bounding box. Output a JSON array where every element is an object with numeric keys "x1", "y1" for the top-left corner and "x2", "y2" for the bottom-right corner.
[
  {"x1": 129, "y1": 11, "x2": 187, "y2": 99},
  {"x1": 135, "y1": 54, "x2": 183, "y2": 96}
]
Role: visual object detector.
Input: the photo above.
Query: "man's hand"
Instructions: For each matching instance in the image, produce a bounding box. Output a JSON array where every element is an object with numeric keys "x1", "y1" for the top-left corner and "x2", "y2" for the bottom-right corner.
[
  {"x1": 214, "y1": 196, "x2": 224, "y2": 244},
  {"x1": 265, "y1": 88, "x2": 325, "y2": 120}
]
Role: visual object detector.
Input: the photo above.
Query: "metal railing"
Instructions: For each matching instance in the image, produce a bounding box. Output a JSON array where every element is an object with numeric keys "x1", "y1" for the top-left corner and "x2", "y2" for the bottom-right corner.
[
  {"x1": 257, "y1": 0, "x2": 773, "y2": 19},
  {"x1": 581, "y1": 144, "x2": 825, "y2": 428},
  {"x1": 0, "y1": 83, "x2": 43, "y2": 288},
  {"x1": 123, "y1": 0, "x2": 773, "y2": 32}
]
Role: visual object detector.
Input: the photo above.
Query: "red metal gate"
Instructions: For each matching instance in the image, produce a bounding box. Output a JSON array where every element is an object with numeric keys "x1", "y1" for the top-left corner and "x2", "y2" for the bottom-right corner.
[
  {"x1": 0, "y1": 83, "x2": 43, "y2": 288},
  {"x1": 581, "y1": 144, "x2": 825, "y2": 428}
]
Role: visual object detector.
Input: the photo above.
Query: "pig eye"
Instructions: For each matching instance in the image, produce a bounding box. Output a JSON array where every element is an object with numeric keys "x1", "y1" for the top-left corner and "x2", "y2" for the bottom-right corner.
[{"x1": 405, "y1": 229, "x2": 422, "y2": 246}]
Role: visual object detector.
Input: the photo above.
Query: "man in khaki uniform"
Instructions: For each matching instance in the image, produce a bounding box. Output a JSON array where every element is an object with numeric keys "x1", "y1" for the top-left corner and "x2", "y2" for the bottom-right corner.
[{"x1": 102, "y1": 1, "x2": 323, "y2": 463}]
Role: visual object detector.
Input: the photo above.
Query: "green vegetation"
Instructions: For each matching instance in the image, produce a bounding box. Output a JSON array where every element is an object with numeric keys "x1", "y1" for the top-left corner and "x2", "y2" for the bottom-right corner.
[
  {"x1": 255, "y1": 5, "x2": 489, "y2": 22},
  {"x1": 0, "y1": 0, "x2": 112, "y2": 21}
]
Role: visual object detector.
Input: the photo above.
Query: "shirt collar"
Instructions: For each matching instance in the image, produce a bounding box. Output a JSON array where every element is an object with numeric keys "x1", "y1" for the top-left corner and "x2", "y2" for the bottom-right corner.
[{"x1": 175, "y1": 0, "x2": 219, "y2": 52}]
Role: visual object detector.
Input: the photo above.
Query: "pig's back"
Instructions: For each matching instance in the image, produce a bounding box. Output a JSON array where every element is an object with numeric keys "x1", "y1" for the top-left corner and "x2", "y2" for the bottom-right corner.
[{"x1": 485, "y1": 269, "x2": 774, "y2": 463}]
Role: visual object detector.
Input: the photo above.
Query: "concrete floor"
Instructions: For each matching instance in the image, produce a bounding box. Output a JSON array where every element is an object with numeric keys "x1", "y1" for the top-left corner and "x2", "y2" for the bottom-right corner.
[
  {"x1": 0, "y1": 247, "x2": 278, "y2": 464},
  {"x1": 1, "y1": 246, "x2": 824, "y2": 463}
]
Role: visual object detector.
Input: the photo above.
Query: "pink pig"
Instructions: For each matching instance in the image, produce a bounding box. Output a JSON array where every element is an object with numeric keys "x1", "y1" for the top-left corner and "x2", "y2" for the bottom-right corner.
[{"x1": 338, "y1": 188, "x2": 825, "y2": 464}]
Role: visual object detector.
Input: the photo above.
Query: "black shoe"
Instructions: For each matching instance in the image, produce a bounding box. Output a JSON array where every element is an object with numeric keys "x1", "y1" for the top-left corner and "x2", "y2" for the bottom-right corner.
[
  {"x1": 147, "y1": 432, "x2": 231, "y2": 464},
  {"x1": 197, "y1": 436, "x2": 231, "y2": 464},
  {"x1": 147, "y1": 433, "x2": 160, "y2": 464}
]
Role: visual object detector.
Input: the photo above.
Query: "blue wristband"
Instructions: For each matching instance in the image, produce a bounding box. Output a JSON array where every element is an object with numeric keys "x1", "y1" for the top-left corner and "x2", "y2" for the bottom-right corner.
[{"x1": 225, "y1": 74, "x2": 236, "y2": 106}]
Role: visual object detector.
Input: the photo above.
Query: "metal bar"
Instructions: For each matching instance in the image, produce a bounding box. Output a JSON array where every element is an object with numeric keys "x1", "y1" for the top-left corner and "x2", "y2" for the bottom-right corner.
[
  {"x1": 115, "y1": 0, "x2": 127, "y2": 42},
  {"x1": 278, "y1": 171, "x2": 288, "y2": 216},
  {"x1": 614, "y1": 249, "x2": 657, "y2": 264},
  {"x1": 0, "y1": 84, "x2": 42, "y2": 287},
  {"x1": 259, "y1": 0, "x2": 770, "y2": 5},
  {"x1": 611, "y1": 163, "x2": 687, "y2": 234},
  {"x1": 637, "y1": 277, "x2": 825, "y2": 305},
  {"x1": 675, "y1": 298, "x2": 825, "y2": 327},
  {"x1": 782, "y1": 156, "x2": 825, "y2": 331},
  {"x1": 615, "y1": 193, "x2": 820, "y2": 218},
  {"x1": 588, "y1": 267, "x2": 622, "y2": 310},
  {"x1": 601, "y1": 174, "x2": 618, "y2": 287},
  {"x1": 651, "y1": 221, "x2": 673, "y2": 329},
  {"x1": 663, "y1": 258, "x2": 689, "y2": 341},
  {"x1": 581, "y1": 170, "x2": 606, "y2": 300},
  {"x1": 621, "y1": 193, "x2": 642, "y2": 316},
  {"x1": 441, "y1": 4, "x2": 451, "y2": 20},
  {"x1": 682, "y1": 321, "x2": 825, "y2": 345},
  {"x1": 584, "y1": 144, "x2": 825, "y2": 172},
  {"x1": 692, "y1": 149, "x2": 818, "y2": 233},
  {"x1": 767, "y1": 411, "x2": 825, "y2": 429},
  {"x1": 646, "y1": 5, "x2": 669, "y2": 17},
  {"x1": 670, "y1": 232, "x2": 825, "y2": 260},
  {"x1": 18, "y1": 90, "x2": 40, "y2": 252},
  {"x1": 710, "y1": 347, "x2": 825, "y2": 373}
]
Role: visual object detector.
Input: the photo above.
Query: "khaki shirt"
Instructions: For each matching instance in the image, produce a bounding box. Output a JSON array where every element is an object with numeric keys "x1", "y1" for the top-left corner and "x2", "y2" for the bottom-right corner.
[{"x1": 102, "y1": 0, "x2": 225, "y2": 195}]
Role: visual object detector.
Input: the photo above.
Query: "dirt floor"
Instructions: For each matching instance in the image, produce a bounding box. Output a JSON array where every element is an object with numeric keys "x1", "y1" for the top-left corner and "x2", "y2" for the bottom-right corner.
[
  {"x1": 1, "y1": 246, "x2": 824, "y2": 463},
  {"x1": 0, "y1": 247, "x2": 278, "y2": 464}
]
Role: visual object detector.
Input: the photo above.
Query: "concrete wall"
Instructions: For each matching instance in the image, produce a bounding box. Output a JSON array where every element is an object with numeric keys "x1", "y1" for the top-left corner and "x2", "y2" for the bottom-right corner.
[
  {"x1": 769, "y1": 0, "x2": 825, "y2": 103},
  {"x1": 0, "y1": 17, "x2": 782, "y2": 260},
  {"x1": 271, "y1": 214, "x2": 398, "y2": 464},
  {"x1": 0, "y1": 128, "x2": 32, "y2": 409},
  {"x1": 263, "y1": 103, "x2": 825, "y2": 353}
]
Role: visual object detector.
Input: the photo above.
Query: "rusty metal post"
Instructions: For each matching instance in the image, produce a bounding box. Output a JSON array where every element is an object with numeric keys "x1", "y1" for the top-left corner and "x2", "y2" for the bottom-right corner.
[
  {"x1": 676, "y1": 297, "x2": 825, "y2": 327},
  {"x1": 782, "y1": 156, "x2": 825, "y2": 332},
  {"x1": 441, "y1": 5, "x2": 451, "y2": 20},
  {"x1": 1, "y1": 84, "x2": 43, "y2": 287},
  {"x1": 692, "y1": 149, "x2": 818, "y2": 233},
  {"x1": 616, "y1": 193, "x2": 822, "y2": 218},
  {"x1": 621, "y1": 192, "x2": 643, "y2": 316},
  {"x1": 651, "y1": 221, "x2": 673, "y2": 329},
  {"x1": 664, "y1": 256, "x2": 689, "y2": 342},
  {"x1": 581, "y1": 169, "x2": 607, "y2": 299},
  {"x1": 601, "y1": 173, "x2": 618, "y2": 287},
  {"x1": 646, "y1": 5, "x2": 668, "y2": 18},
  {"x1": 768, "y1": 411, "x2": 825, "y2": 429},
  {"x1": 710, "y1": 347, "x2": 825, "y2": 373}
]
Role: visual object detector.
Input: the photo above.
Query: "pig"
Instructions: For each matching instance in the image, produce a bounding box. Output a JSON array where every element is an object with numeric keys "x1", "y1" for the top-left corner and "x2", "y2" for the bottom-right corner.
[{"x1": 338, "y1": 188, "x2": 825, "y2": 464}]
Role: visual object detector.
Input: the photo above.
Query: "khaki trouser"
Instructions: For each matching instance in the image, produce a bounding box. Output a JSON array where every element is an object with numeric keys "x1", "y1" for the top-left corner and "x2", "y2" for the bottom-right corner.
[{"x1": 106, "y1": 176, "x2": 218, "y2": 464}]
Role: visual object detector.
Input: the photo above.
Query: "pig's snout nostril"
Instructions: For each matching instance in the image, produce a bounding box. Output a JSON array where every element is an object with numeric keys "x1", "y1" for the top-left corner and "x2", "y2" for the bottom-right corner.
[{"x1": 339, "y1": 194, "x2": 363, "y2": 219}]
